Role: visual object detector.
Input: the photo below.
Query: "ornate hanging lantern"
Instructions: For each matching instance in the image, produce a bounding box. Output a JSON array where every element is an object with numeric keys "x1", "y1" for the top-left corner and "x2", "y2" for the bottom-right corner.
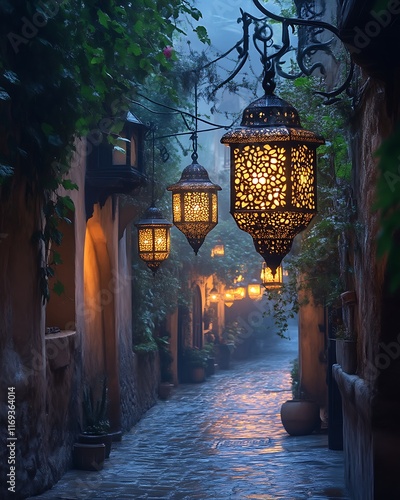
[
  {"x1": 221, "y1": 72, "x2": 324, "y2": 274},
  {"x1": 135, "y1": 127, "x2": 172, "y2": 274},
  {"x1": 135, "y1": 205, "x2": 172, "y2": 275},
  {"x1": 261, "y1": 262, "x2": 283, "y2": 289},
  {"x1": 167, "y1": 157, "x2": 221, "y2": 254}
]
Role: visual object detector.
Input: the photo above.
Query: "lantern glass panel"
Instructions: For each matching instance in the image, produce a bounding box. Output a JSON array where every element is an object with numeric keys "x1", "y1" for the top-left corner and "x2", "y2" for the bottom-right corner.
[
  {"x1": 138, "y1": 228, "x2": 153, "y2": 252},
  {"x1": 233, "y1": 143, "x2": 287, "y2": 211},
  {"x1": 183, "y1": 191, "x2": 210, "y2": 222},
  {"x1": 172, "y1": 194, "x2": 181, "y2": 222},
  {"x1": 291, "y1": 144, "x2": 316, "y2": 209}
]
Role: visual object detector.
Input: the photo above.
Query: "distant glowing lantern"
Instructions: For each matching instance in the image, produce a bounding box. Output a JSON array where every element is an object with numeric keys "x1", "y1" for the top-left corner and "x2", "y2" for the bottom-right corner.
[
  {"x1": 224, "y1": 286, "x2": 235, "y2": 307},
  {"x1": 211, "y1": 243, "x2": 225, "y2": 258},
  {"x1": 135, "y1": 205, "x2": 172, "y2": 274},
  {"x1": 260, "y1": 262, "x2": 283, "y2": 289},
  {"x1": 247, "y1": 279, "x2": 263, "y2": 300},
  {"x1": 233, "y1": 282, "x2": 246, "y2": 301},
  {"x1": 167, "y1": 159, "x2": 221, "y2": 255},
  {"x1": 209, "y1": 287, "x2": 219, "y2": 303},
  {"x1": 221, "y1": 90, "x2": 324, "y2": 273}
]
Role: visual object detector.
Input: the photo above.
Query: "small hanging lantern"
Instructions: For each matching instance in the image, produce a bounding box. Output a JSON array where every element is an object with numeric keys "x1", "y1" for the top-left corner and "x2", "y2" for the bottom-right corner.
[
  {"x1": 135, "y1": 205, "x2": 172, "y2": 275},
  {"x1": 167, "y1": 158, "x2": 221, "y2": 254},
  {"x1": 233, "y1": 282, "x2": 246, "y2": 301},
  {"x1": 261, "y1": 262, "x2": 283, "y2": 289},
  {"x1": 224, "y1": 286, "x2": 235, "y2": 307},
  {"x1": 221, "y1": 71, "x2": 324, "y2": 274},
  {"x1": 247, "y1": 279, "x2": 263, "y2": 300},
  {"x1": 209, "y1": 286, "x2": 219, "y2": 303},
  {"x1": 211, "y1": 242, "x2": 225, "y2": 258}
]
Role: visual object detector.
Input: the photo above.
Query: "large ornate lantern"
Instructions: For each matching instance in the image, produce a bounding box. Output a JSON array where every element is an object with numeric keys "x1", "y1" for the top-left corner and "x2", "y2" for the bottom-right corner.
[
  {"x1": 135, "y1": 205, "x2": 172, "y2": 275},
  {"x1": 167, "y1": 156, "x2": 221, "y2": 254},
  {"x1": 261, "y1": 262, "x2": 283, "y2": 289},
  {"x1": 221, "y1": 86, "x2": 324, "y2": 273},
  {"x1": 224, "y1": 285, "x2": 235, "y2": 307}
]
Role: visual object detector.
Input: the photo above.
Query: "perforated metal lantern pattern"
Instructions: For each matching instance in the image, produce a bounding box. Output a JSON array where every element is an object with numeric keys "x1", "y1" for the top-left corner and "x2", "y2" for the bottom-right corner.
[
  {"x1": 167, "y1": 161, "x2": 221, "y2": 254},
  {"x1": 135, "y1": 206, "x2": 172, "y2": 274},
  {"x1": 221, "y1": 92, "x2": 324, "y2": 272}
]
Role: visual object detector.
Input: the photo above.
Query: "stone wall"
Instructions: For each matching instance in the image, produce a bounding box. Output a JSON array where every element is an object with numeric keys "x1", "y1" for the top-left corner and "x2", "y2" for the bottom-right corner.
[{"x1": 335, "y1": 70, "x2": 400, "y2": 498}]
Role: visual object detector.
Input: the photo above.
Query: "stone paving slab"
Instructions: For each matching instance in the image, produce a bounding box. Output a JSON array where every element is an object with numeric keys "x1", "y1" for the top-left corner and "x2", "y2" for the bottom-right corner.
[{"x1": 31, "y1": 329, "x2": 350, "y2": 500}]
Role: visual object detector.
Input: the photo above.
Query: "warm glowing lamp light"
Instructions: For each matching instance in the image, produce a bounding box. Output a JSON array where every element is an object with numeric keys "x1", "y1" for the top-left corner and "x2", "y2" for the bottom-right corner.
[
  {"x1": 209, "y1": 287, "x2": 219, "y2": 303},
  {"x1": 221, "y1": 86, "x2": 324, "y2": 273},
  {"x1": 233, "y1": 282, "x2": 246, "y2": 301},
  {"x1": 261, "y1": 262, "x2": 283, "y2": 289},
  {"x1": 247, "y1": 279, "x2": 263, "y2": 300},
  {"x1": 167, "y1": 160, "x2": 221, "y2": 254},
  {"x1": 211, "y1": 243, "x2": 225, "y2": 257},
  {"x1": 135, "y1": 205, "x2": 172, "y2": 274}
]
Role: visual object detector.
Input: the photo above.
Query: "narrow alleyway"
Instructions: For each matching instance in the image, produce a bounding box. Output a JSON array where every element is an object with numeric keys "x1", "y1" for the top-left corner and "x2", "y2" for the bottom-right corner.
[{"x1": 31, "y1": 326, "x2": 349, "y2": 500}]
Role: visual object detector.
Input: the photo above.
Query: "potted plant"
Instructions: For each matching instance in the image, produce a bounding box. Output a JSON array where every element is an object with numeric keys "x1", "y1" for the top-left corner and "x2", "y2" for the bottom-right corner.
[
  {"x1": 183, "y1": 346, "x2": 208, "y2": 383},
  {"x1": 203, "y1": 341, "x2": 217, "y2": 376},
  {"x1": 280, "y1": 358, "x2": 320, "y2": 436},
  {"x1": 77, "y1": 377, "x2": 112, "y2": 459},
  {"x1": 335, "y1": 325, "x2": 357, "y2": 374},
  {"x1": 157, "y1": 334, "x2": 174, "y2": 399},
  {"x1": 218, "y1": 320, "x2": 244, "y2": 369}
]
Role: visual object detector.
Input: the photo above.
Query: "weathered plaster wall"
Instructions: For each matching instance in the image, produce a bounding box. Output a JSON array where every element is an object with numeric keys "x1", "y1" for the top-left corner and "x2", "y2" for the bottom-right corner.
[{"x1": 298, "y1": 292, "x2": 327, "y2": 408}]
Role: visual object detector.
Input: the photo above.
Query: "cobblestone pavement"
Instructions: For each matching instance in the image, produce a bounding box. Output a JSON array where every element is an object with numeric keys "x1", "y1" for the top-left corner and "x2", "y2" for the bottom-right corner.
[{"x1": 32, "y1": 327, "x2": 349, "y2": 500}]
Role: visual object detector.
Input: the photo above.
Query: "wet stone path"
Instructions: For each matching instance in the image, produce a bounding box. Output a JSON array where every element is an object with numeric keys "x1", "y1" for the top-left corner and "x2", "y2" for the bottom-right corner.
[{"x1": 32, "y1": 328, "x2": 349, "y2": 500}]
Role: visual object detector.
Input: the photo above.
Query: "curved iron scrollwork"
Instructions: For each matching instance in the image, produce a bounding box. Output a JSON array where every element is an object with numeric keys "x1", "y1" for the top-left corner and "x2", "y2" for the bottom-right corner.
[{"x1": 214, "y1": 0, "x2": 354, "y2": 104}]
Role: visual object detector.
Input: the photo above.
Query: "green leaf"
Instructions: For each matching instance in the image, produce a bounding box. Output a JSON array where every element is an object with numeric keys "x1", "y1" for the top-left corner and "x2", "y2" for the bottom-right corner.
[
  {"x1": 97, "y1": 9, "x2": 110, "y2": 28},
  {"x1": 194, "y1": 26, "x2": 210, "y2": 45},
  {"x1": 52, "y1": 280, "x2": 65, "y2": 296},
  {"x1": 60, "y1": 195, "x2": 75, "y2": 212},
  {"x1": 52, "y1": 251, "x2": 63, "y2": 265},
  {"x1": 61, "y1": 179, "x2": 79, "y2": 191}
]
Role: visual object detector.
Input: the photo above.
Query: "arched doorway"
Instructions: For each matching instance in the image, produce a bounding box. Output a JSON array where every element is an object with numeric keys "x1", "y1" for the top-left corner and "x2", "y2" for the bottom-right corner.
[{"x1": 83, "y1": 217, "x2": 121, "y2": 432}]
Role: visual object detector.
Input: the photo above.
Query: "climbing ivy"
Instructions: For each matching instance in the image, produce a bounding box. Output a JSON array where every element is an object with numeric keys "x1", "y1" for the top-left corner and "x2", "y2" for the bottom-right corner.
[{"x1": 0, "y1": 0, "x2": 207, "y2": 301}]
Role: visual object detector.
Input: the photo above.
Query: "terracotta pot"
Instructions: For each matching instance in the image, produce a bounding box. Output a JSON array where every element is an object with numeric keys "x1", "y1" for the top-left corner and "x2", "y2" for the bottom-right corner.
[
  {"x1": 78, "y1": 433, "x2": 112, "y2": 458},
  {"x1": 158, "y1": 382, "x2": 174, "y2": 400},
  {"x1": 280, "y1": 400, "x2": 320, "y2": 436},
  {"x1": 73, "y1": 443, "x2": 105, "y2": 471},
  {"x1": 190, "y1": 366, "x2": 206, "y2": 383}
]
